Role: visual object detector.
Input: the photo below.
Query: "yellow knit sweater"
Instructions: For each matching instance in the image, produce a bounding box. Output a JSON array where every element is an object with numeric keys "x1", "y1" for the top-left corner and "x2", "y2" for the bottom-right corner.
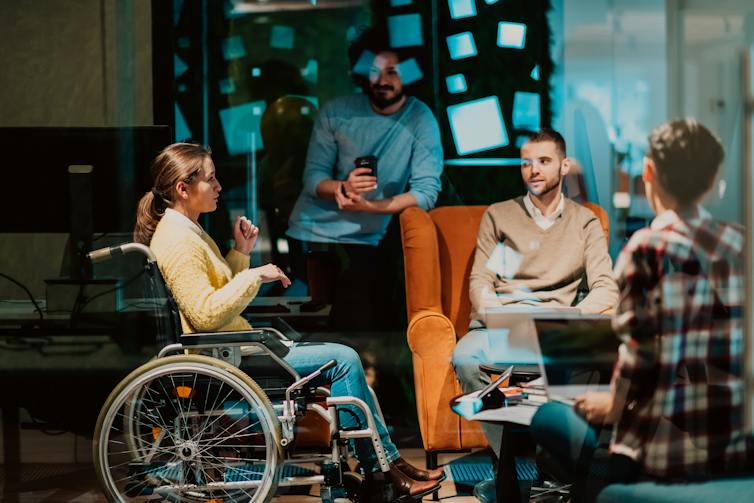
[{"x1": 149, "y1": 209, "x2": 261, "y2": 334}]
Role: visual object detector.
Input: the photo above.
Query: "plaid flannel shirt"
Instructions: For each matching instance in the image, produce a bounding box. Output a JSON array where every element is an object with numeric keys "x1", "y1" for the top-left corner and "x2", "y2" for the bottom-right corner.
[{"x1": 610, "y1": 207, "x2": 753, "y2": 479}]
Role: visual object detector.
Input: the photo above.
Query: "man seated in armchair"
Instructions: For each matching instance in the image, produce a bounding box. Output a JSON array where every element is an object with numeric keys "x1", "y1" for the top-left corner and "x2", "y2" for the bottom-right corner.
[{"x1": 451, "y1": 128, "x2": 619, "y2": 501}]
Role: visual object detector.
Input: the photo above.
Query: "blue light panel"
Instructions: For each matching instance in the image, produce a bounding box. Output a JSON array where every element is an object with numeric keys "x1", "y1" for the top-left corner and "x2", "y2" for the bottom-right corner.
[
  {"x1": 174, "y1": 55, "x2": 188, "y2": 78},
  {"x1": 447, "y1": 96, "x2": 509, "y2": 155},
  {"x1": 397, "y1": 58, "x2": 423, "y2": 85},
  {"x1": 218, "y1": 78, "x2": 235, "y2": 95},
  {"x1": 484, "y1": 0, "x2": 499, "y2": 3},
  {"x1": 444, "y1": 158, "x2": 521, "y2": 166},
  {"x1": 388, "y1": 14, "x2": 423, "y2": 48},
  {"x1": 219, "y1": 101, "x2": 267, "y2": 156},
  {"x1": 174, "y1": 0, "x2": 184, "y2": 25},
  {"x1": 302, "y1": 58, "x2": 318, "y2": 84},
  {"x1": 448, "y1": 0, "x2": 476, "y2": 19},
  {"x1": 530, "y1": 65, "x2": 540, "y2": 81},
  {"x1": 512, "y1": 91, "x2": 541, "y2": 131},
  {"x1": 445, "y1": 74, "x2": 467, "y2": 94},
  {"x1": 270, "y1": 25, "x2": 295, "y2": 49},
  {"x1": 497, "y1": 21, "x2": 527, "y2": 49},
  {"x1": 175, "y1": 103, "x2": 191, "y2": 142},
  {"x1": 251, "y1": 67, "x2": 261, "y2": 77},
  {"x1": 352, "y1": 50, "x2": 376, "y2": 78},
  {"x1": 446, "y1": 32, "x2": 477, "y2": 60},
  {"x1": 390, "y1": 0, "x2": 413, "y2": 5},
  {"x1": 224, "y1": 1, "x2": 248, "y2": 19},
  {"x1": 222, "y1": 36, "x2": 246, "y2": 60},
  {"x1": 346, "y1": 25, "x2": 359, "y2": 42}
]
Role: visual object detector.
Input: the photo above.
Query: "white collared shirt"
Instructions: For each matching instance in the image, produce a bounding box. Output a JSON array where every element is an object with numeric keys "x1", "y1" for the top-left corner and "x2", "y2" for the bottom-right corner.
[
  {"x1": 163, "y1": 208, "x2": 205, "y2": 237},
  {"x1": 523, "y1": 192, "x2": 564, "y2": 230}
]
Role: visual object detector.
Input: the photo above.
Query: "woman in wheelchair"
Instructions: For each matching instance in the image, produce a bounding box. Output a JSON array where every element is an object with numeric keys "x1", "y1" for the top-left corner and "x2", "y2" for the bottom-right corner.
[{"x1": 127, "y1": 142, "x2": 443, "y2": 499}]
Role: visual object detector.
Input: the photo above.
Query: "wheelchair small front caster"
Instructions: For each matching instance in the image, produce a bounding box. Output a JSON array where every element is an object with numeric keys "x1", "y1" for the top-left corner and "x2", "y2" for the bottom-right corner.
[
  {"x1": 320, "y1": 484, "x2": 350, "y2": 503},
  {"x1": 342, "y1": 471, "x2": 366, "y2": 502}
]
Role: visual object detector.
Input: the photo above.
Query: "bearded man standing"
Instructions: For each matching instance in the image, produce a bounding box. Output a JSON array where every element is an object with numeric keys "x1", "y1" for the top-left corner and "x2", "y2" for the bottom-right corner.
[{"x1": 286, "y1": 28, "x2": 443, "y2": 331}]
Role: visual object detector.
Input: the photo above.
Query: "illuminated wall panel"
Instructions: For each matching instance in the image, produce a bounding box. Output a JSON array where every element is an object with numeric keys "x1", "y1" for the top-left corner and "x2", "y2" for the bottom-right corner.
[{"x1": 447, "y1": 96, "x2": 509, "y2": 155}]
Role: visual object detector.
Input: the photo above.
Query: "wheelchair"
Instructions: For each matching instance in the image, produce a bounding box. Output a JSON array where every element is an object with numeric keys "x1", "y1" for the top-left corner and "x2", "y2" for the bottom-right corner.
[{"x1": 88, "y1": 242, "x2": 398, "y2": 503}]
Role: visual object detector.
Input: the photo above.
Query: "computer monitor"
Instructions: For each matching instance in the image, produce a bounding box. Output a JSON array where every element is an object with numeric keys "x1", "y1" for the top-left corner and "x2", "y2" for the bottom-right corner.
[
  {"x1": 534, "y1": 316, "x2": 618, "y2": 403},
  {"x1": 0, "y1": 126, "x2": 171, "y2": 283},
  {"x1": 0, "y1": 126, "x2": 171, "y2": 233}
]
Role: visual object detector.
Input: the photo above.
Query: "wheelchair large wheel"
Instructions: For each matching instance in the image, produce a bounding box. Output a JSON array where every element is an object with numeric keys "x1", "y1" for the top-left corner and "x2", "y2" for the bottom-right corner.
[{"x1": 94, "y1": 354, "x2": 281, "y2": 503}]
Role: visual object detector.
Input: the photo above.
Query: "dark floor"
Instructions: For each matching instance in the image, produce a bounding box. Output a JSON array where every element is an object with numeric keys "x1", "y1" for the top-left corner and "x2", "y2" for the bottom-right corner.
[
  {"x1": 0, "y1": 449, "x2": 488, "y2": 502},
  {"x1": 0, "y1": 329, "x2": 445, "y2": 502}
]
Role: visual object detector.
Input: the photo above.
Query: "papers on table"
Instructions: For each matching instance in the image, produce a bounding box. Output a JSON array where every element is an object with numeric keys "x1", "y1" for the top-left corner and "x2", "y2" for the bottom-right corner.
[{"x1": 453, "y1": 385, "x2": 546, "y2": 426}]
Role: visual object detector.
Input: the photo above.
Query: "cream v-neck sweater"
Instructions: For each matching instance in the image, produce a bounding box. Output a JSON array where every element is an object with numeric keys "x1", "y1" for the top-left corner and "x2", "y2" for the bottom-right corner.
[{"x1": 469, "y1": 196, "x2": 618, "y2": 321}]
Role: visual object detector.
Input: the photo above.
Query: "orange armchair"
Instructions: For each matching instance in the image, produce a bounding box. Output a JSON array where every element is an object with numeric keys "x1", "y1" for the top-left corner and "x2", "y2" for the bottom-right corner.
[{"x1": 399, "y1": 203, "x2": 609, "y2": 469}]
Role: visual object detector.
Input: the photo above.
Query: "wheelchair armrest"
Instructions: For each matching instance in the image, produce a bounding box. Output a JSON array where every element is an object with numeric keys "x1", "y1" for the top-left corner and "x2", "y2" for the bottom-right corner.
[
  {"x1": 180, "y1": 328, "x2": 290, "y2": 358},
  {"x1": 251, "y1": 317, "x2": 303, "y2": 342}
]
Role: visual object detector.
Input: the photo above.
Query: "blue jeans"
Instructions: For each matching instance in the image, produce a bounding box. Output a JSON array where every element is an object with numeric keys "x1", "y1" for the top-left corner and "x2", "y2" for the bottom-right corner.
[
  {"x1": 451, "y1": 323, "x2": 540, "y2": 457},
  {"x1": 530, "y1": 402, "x2": 639, "y2": 502},
  {"x1": 283, "y1": 342, "x2": 399, "y2": 471}
]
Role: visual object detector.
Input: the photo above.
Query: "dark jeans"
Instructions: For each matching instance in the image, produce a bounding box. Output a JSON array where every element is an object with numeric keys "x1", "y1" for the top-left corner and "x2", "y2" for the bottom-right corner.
[
  {"x1": 530, "y1": 402, "x2": 640, "y2": 503},
  {"x1": 288, "y1": 238, "x2": 380, "y2": 331}
]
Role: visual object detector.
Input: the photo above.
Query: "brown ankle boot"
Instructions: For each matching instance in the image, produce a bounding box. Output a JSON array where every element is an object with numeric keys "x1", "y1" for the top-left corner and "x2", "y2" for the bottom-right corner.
[
  {"x1": 393, "y1": 456, "x2": 446, "y2": 481},
  {"x1": 388, "y1": 464, "x2": 441, "y2": 497}
]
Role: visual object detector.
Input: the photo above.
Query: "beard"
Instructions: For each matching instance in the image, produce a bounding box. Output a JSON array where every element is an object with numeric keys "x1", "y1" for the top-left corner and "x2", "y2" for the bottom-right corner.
[
  {"x1": 369, "y1": 85, "x2": 405, "y2": 110},
  {"x1": 528, "y1": 174, "x2": 562, "y2": 197}
]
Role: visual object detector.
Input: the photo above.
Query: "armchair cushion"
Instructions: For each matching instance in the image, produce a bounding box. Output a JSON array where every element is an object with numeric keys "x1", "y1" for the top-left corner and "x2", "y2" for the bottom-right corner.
[{"x1": 428, "y1": 206, "x2": 488, "y2": 337}]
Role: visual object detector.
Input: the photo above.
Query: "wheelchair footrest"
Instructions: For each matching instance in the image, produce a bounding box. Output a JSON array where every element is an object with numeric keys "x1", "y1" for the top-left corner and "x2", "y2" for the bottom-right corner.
[
  {"x1": 225, "y1": 464, "x2": 315, "y2": 482},
  {"x1": 392, "y1": 484, "x2": 443, "y2": 503}
]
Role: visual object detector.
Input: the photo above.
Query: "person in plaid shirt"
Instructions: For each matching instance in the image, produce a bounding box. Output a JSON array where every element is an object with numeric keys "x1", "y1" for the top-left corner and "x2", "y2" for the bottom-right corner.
[{"x1": 530, "y1": 118, "x2": 754, "y2": 501}]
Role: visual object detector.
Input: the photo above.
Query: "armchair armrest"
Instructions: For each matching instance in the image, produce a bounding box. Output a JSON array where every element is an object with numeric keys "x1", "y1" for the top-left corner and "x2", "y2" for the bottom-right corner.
[
  {"x1": 406, "y1": 310, "x2": 464, "y2": 449},
  {"x1": 406, "y1": 310, "x2": 457, "y2": 358}
]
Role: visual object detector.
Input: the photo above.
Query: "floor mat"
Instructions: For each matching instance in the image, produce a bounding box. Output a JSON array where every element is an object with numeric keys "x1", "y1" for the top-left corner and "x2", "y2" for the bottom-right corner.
[{"x1": 446, "y1": 453, "x2": 539, "y2": 494}]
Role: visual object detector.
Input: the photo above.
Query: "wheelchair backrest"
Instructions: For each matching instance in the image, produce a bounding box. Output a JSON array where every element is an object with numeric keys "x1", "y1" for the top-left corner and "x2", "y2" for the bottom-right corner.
[{"x1": 143, "y1": 261, "x2": 183, "y2": 349}]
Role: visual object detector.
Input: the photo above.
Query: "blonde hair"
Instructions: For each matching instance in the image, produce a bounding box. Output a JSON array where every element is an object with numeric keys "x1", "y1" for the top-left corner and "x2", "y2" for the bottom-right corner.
[{"x1": 133, "y1": 143, "x2": 211, "y2": 244}]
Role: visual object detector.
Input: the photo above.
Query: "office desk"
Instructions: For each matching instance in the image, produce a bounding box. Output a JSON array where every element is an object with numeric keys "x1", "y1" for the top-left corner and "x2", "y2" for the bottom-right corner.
[{"x1": 0, "y1": 331, "x2": 154, "y2": 503}]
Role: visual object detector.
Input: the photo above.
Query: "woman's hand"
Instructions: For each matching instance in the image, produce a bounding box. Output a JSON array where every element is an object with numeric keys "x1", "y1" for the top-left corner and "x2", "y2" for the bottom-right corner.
[
  {"x1": 574, "y1": 391, "x2": 613, "y2": 425},
  {"x1": 233, "y1": 216, "x2": 259, "y2": 255},
  {"x1": 252, "y1": 263, "x2": 291, "y2": 288}
]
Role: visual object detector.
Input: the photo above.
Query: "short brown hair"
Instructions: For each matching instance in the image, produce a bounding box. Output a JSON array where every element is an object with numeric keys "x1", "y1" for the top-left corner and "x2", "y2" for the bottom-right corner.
[
  {"x1": 647, "y1": 119, "x2": 724, "y2": 206},
  {"x1": 525, "y1": 128, "x2": 566, "y2": 158}
]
